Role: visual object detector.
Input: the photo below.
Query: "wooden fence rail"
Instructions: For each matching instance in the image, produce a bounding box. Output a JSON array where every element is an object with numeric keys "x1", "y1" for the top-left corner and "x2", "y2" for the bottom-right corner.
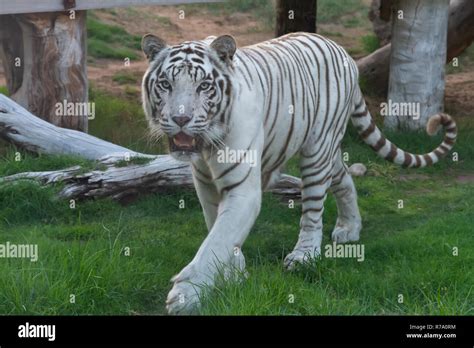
[{"x1": 0, "y1": 0, "x2": 221, "y2": 15}]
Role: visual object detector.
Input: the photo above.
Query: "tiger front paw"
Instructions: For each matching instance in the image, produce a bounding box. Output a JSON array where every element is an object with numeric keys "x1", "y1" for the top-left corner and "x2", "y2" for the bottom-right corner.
[
  {"x1": 166, "y1": 280, "x2": 201, "y2": 315},
  {"x1": 283, "y1": 248, "x2": 320, "y2": 271}
]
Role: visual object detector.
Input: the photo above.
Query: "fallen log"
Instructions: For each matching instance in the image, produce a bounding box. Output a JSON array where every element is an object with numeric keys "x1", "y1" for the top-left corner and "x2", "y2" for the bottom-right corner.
[
  {"x1": 0, "y1": 94, "x2": 142, "y2": 160},
  {"x1": 0, "y1": 161, "x2": 304, "y2": 202},
  {"x1": 1, "y1": 156, "x2": 195, "y2": 202}
]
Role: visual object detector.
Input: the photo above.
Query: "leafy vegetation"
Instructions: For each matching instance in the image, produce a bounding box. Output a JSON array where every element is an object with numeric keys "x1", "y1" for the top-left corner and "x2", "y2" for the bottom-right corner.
[
  {"x1": 87, "y1": 86, "x2": 165, "y2": 155},
  {"x1": 446, "y1": 44, "x2": 474, "y2": 74},
  {"x1": 87, "y1": 15, "x2": 141, "y2": 60},
  {"x1": 0, "y1": 86, "x2": 9, "y2": 96},
  {"x1": 0, "y1": 149, "x2": 94, "y2": 176},
  {"x1": 361, "y1": 34, "x2": 380, "y2": 54}
]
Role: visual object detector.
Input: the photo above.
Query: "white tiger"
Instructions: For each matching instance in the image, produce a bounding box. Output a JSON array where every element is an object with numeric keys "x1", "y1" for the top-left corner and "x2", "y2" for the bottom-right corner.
[{"x1": 141, "y1": 32, "x2": 457, "y2": 314}]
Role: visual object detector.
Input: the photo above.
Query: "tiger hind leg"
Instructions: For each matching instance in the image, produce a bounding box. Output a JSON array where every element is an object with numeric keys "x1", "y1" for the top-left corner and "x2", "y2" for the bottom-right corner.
[
  {"x1": 284, "y1": 156, "x2": 332, "y2": 270},
  {"x1": 330, "y1": 154, "x2": 362, "y2": 243}
]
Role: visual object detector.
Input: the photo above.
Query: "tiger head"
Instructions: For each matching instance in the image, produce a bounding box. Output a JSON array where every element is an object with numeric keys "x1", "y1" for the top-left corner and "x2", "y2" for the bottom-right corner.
[{"x1": 141, "y1": 34, "x2": 236, "y2": 161}]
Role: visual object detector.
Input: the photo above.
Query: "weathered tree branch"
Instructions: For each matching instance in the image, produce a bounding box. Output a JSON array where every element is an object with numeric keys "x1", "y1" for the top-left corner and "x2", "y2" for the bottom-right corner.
[{"x1": 0, "y1": 94, "x2": 144, "y2": 160}]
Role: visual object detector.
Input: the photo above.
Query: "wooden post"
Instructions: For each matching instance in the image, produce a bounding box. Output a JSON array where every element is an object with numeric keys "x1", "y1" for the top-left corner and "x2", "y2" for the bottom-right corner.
[
  {"x1": 275, "y1": 0, "x2": 317, "y2": 37},
  {"x1": 0, "y1": 11, "x2": 88, "y2": 132}
]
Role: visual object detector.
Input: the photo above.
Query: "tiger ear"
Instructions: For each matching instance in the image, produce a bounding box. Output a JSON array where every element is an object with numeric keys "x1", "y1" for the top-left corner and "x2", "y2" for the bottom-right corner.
[
  {"x1": 210, "y1": 35, "x2": 236, "y2": 64},
  {"x1": 142, "y1": 34, "x2": 167, "y2": 61}
]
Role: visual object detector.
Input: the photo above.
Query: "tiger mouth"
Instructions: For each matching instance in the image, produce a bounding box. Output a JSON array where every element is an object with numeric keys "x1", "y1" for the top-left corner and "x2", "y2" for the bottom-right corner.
[{"x1": 170, "y1": 132, "x2": 198, "y2": 152}]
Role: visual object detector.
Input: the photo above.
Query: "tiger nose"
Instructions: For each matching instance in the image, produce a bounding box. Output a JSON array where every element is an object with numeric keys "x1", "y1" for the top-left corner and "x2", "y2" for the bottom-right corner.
[{"x1": 172, "y1": 116, "x2": 192, "y2": 127}]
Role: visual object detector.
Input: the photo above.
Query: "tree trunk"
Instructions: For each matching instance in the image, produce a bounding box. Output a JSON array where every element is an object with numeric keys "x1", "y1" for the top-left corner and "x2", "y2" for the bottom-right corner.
[
  {"x1": 0, "y1": 11, "x2": 88, "y2": 132},
  {"x1": 358, "y1": 0, "x2": 474, "y2": 98},
  {"x1": 275, "y1": 0, "x2": 317, "y2": 37},
  {"x1": 385, "y1": 0, "x2": 450, "y2": 131},
  {"x1": 368, "y1": 0, "x2": 392, "y2": 45}
]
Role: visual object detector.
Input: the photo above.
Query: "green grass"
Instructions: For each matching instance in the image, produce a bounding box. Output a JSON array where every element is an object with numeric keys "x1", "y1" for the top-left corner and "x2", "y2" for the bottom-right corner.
[
  {"x1": 0, "y1": 147, "x2": 97, "y2": 175},
  {"x1": 361, "y1": 34, "x2": 380, "y2": 54},
  {"x1": 0, "y1": 86, "x2": 9, "y2": 96},
  {"x1": 88, "y1": 38, "x2": 139, "y2": 61},
  {"x1": 86, "y1": 15, "x2": 142, "y2": 60},
  {"x1": 342, "y1": 16, "x2": 363, "y2": 28},
  {"x1": 446, "y1": 44, "x2": 474, "y2": 74},
  {"x1": 87, "y1": 86, "x2": 166, "y2": 154},
  {"x1": 0, "y1": 151, "x2": 472, "y2": 314}
]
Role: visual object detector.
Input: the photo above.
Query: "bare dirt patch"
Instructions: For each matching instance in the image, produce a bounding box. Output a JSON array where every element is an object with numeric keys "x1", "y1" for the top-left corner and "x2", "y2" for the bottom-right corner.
[
  {"x1": 445, "y1": 71, "x2": 474, "y2": 117},
  {"x1": 95, "y1": 6, "x2": 273, "y2": 46},
  {"x1": 455, "y1": 174, "x2": 474, "y2": 184},
  {"x1": 397, "y1": 174, "x2": 431, "y2": 182},
  {"x1": 86, "y1": 5, "x2": 274, "y2": 98}
]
